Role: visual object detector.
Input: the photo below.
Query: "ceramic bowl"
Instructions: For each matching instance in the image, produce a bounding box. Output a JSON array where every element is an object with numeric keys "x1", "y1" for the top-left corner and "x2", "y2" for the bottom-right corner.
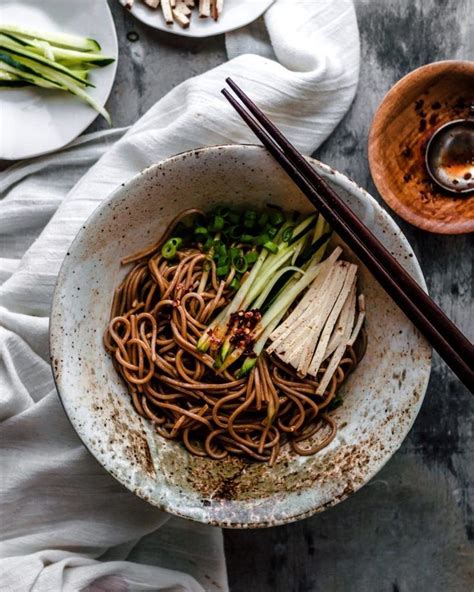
[{"x1": 50, "y1": 145, "x2": 431, "y2": 528}]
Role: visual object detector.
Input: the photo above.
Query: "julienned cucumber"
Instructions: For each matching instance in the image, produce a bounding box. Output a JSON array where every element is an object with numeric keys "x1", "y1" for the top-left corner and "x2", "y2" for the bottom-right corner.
[
  {"x1": 6, "y1": 54, "x2": 111, "y2": 124},
  {"x1": 0, "y1": 34, "x2": 94, "y2": 87},
  {"x1": 0, "y1": 52, "x2": 62, "y2": 89},
  {"x1": 0, "y1": 70, "x2": 29, "y2": 87},
  {"x1": 3, "y1": 34, "x2": 114, "y2": 67},
  {"x1": 0, "y1": 25, "x2": 113, "y2": 123},
  {"x1": 0, "y1": 24, "x2": 100, "y2": 52}
]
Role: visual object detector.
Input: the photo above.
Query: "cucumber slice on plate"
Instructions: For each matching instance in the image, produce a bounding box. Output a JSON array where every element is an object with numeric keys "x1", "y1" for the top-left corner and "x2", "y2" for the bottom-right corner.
[
  {"x1": 5, "y1": 53, "x2": 111, "y2": 123},
  {"x1": 0, "y1": 52, "x2": 62, "y2": 89},
  {"x1": 3, "y1": 33, "x2": 114, "y2": 67},
  {"x1": 0, "y1": 24, "x2": 100, "y2": 52},
  {"x1": 0, "y1": 69, "x2": 30, "y2": 87},
  {"x1": 0, "y1": 34, "x2": 95, "y2": 87}
]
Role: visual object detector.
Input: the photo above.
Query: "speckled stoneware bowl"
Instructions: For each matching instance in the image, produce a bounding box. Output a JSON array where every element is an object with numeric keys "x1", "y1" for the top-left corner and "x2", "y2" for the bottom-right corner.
[{"x1": 50, "y1": 145, "x2": 431, "y2": 528}]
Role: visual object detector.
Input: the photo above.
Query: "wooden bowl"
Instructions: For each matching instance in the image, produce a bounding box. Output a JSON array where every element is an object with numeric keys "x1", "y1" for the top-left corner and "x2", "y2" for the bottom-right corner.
[{"x1": 369, "y1": 61, "x2": 474, "y2": 234}]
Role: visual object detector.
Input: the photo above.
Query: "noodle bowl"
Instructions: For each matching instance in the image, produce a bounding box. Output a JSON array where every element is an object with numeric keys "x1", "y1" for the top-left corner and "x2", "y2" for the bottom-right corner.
[
  {"x1": 104, "y1": 208, "x2": 366, "y2": 465},
  {"x1": 51, "y1": 144, "x2": 431, "y2": 526}
]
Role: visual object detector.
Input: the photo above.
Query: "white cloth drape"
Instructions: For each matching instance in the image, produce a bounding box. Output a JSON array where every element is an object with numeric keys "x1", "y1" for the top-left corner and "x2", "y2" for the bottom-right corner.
[{"x1": 0, "y1": 1, "x2": 360, "y2": 590}]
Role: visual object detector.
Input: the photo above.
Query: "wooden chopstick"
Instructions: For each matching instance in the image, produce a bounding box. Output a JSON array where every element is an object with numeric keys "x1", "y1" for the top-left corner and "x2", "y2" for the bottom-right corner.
[{"x1": 222, "y1": 78, "x2": 474, "y2": 392}]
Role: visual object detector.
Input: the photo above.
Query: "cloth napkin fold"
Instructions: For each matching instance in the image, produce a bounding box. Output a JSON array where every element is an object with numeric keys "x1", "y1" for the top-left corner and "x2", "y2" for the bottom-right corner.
[{"x1": 0, "y1": 1, "x2": 359, "y2": 590}]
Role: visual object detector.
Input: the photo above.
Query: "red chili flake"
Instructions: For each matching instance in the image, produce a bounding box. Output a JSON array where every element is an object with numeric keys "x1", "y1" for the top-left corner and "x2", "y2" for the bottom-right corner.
[{"x1": 228, "y1": 309, "x2": 262, "y2": 352}]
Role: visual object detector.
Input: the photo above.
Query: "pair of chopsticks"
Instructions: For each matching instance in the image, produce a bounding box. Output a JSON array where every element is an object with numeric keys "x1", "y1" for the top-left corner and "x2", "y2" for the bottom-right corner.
[{"x1": 221, "y1": 78, "x2": 474, "y2": 393}]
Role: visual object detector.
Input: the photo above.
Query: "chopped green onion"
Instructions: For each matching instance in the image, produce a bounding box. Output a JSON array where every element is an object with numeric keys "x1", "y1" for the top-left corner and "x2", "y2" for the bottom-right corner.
[
  {"x1": 216, "y1": 243, "x2": 227, "y2": 257},
  {"x1": 263, "y1": 241, "x2": 279, "y2": 254},
  {"x1": 245, "y1": 251, "x2": 258, "y2": 264},
  {"x1": 240, "y1": 234, "x2": 254, "y2": 243},
  {"x1": 229, "y1": 278, "x2": 240, "y2": 290},
  {"x1": 211, "y1": 215, "x2": 225, "y2": 231},
  {"x1": 232, "y1": 254, "x2": 248, "y2": 274},
  {"x1": 266, "y1": 226, "x2": 278, "y2": 239},
  {"x1": 254, "y1": 234, "x2": 270, "y2": 246},
  {"x1": 282, "y1": 227, "x2": 294, "y2": 242},
  {"x1": 258, "y1": 212, "x2": 269, "y2": 226},
  {"x1": 229, "y1": 247, "x2": 241, "y2": 259},
  {"x1": 161, "y1": 237, "x2": 182, "y2": 259},
  {"x1": 269, "y1": 210, "x2": 285, "y2": 225},
  {"x1": 243, "y1": 210, "x2": 257, "y2": 228},
  {"x1": 216, "y1": 264, "x2": 230, "y2": 277},
  {"x1": 194, "y1": 226, "x2": 208, "y2": 240}
]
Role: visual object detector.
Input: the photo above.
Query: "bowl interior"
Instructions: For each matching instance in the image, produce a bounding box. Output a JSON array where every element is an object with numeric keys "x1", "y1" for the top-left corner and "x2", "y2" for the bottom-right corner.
[{"x1": 50, "y1": 145, "x2": 431, "y2": 527}]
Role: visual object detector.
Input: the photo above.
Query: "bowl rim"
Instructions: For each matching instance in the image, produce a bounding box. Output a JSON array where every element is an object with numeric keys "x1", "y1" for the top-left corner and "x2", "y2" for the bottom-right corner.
[{"x1": 50, "y1": 143, "x2": 432, "y2": 528}]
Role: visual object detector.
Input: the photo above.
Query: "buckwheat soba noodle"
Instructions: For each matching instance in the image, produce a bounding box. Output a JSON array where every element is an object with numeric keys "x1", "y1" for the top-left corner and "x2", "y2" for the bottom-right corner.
[{"x1": 104, "y1": 207, "x2": 367, "y2": 465}]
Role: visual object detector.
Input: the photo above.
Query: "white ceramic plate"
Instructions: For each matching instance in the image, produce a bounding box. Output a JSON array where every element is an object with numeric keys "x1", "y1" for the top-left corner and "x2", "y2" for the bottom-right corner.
[
  {"x1": 50, "y1": 145, "x2": 432, "y2": 528},
  {"x1": 123, "y1": 0, "x2": 274, "y2": 38},
  {"x1": 0, "y1": 0, "x2": 118, "y2": 160}
]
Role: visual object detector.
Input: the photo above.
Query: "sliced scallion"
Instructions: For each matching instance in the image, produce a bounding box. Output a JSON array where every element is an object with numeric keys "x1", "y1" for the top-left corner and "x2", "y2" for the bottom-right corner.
[
  {"x1": 161, "y1": 237, "x2": 182, "y2": 260},
  {"x1": 263, "y1": 241, "x2": 279, "y2": 254},
  {"x1": 232, "y1": 254, "x2": 248, "y2": 274}
]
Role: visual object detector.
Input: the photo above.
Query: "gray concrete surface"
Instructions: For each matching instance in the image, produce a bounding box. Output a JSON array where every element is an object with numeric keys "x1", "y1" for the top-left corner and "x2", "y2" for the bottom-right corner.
[{"x1": 4, "y1": 0, "x2": 473, "y2": 590}]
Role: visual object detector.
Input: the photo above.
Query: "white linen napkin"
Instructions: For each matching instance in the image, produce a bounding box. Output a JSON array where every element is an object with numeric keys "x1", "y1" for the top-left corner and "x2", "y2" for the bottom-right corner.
[{"x1": 0, "y1": 1, "x2": 360, "y2": 590}]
